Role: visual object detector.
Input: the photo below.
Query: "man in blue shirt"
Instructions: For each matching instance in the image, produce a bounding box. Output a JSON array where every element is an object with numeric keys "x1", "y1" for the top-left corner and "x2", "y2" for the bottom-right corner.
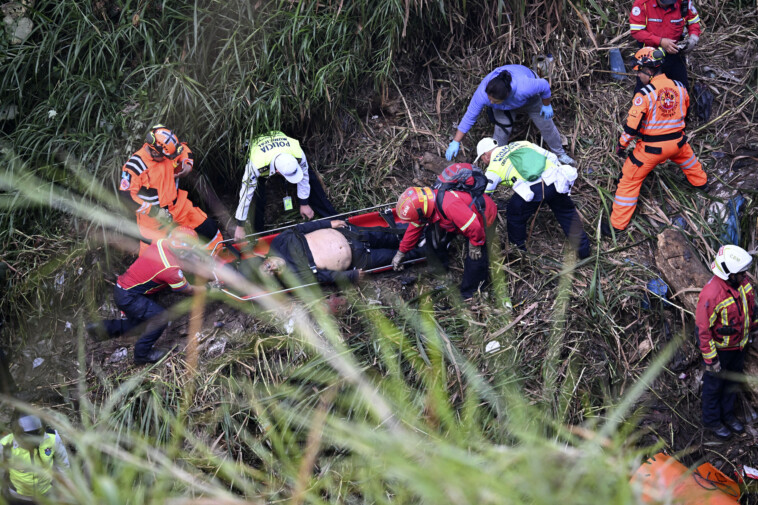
[{"x1": 445, "y1": 64, "x2": 574, "y2": 166}]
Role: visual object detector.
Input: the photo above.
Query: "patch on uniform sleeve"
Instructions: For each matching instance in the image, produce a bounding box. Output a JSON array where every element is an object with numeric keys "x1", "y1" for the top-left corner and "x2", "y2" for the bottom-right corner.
[
  {"x1": 631, "y1": 6, "x2": 641, "y2": 15},
  {"x1": 177, "y1": 270, "x2": 184, "y2": 278},
  {"x1": 633, "y1": 96, "x2": 644, "y2": 106},
  {"x1": 44, "y1": 447, "x2": 52, "y2": 456},
  {"x1": 120, "y1": 171, "x2": 131, "y2": 190}
]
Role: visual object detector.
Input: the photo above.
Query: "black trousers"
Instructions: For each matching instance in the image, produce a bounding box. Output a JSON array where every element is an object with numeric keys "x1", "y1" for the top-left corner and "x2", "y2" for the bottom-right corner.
[
  {"x1": 103, "y1": 286, "x2": 170, "y2": 361},
  {"x1": 424, "y1": 226, "x2": 491, "y2": 300},
  {"x1": 342, "y1": 225, "x2": 422, "y2": 270},
  {"x1": 506, "y1": 183, "x2": 590, "y2": 259},
  {"x1": 701, "y1": 348, "x2": 746, "y2": 427},
  {"x1": 634, "y1": 52, "x2": 689, "y2": 94},
  {"x1": 253, "y1": 169, "x2": 338, "y2": 232}
]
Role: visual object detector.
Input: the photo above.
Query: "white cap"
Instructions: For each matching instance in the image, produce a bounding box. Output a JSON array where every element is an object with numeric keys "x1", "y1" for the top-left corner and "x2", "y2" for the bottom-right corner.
[
  {"x1": 271, "y1": 153, "x2": 303, "y2": 184},
  {"x1": 474, "y1": 138, "x2": 498, "y2": 165},
  {"x1": 18, "y1": 415, "x2": 42, "y2": 433}
]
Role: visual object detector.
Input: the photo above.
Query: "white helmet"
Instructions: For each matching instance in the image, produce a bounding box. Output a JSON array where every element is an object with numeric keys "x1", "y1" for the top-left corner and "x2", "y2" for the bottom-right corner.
[
  {"x1": 711, "y1": 245, "x2": 752, "y2": 280},
  {"x1": 271, "y1": 153, "x2": 303, "y2": 184},
  {"x1": 473, "y1": 137, "x2": 498, "y2": 165}
]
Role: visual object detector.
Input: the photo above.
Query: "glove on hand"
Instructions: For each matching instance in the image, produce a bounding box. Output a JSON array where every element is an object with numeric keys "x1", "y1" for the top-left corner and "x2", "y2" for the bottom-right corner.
[
  {"x1": 469, "y1": 245, "x2": 482, "y2": 260},
  {"x1": 685, "y1": 35, "x2": 699, "y2": 53},
  {"x1": 391, "y1": 251, "x2": 406, "y2": 271},
  {"x1": 716, "y1": 326, "x2": 738, "y2": 336},
  {"x1": 445, "y1": 140, "x2": 460, "y2": 161},
  {"x1": 540, "y1": 104, "x2": 554, "y2": 119},
  {"x1": 615, "y1": 144, "x2": 627, "y2": 158},
  {"x1": 705, "y1": 360, "x2": 721, "y2": 373},
  {"x1": 149, "y1": 206, "x2": 173, "y2": 222}
]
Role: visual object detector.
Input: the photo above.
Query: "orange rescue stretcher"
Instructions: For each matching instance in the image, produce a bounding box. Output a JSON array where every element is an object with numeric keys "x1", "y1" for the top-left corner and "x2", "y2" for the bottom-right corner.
[
  {"x1": 631, "y1": 453, "x2": 741, "y2": 504},
  {"x1": 211, "y1": 204, "x2": 426, "y2": 301}
]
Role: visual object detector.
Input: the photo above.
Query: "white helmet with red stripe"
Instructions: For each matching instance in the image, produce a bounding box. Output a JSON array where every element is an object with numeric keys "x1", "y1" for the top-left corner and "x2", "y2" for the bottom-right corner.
[{"x1": 711, "y1": 245, "x2": 752, "y2": 280}]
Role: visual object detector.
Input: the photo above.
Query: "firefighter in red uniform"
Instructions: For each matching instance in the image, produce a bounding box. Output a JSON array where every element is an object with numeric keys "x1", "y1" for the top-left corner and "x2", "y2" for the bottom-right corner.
[
  {"x1": 87, "y1": 228, "x2": 205, "y2": 365},
  {"x1": 603, "y1": 47, "x2": 707, "y2": 235},
  {"x1": 119, "y1": 125, "x2": 223, "y2": 255},
  {"x1": 695, "y1": 245, "x2": 756, "y2": 439},
  {"x1": 629, "y1": 0, "x2": 702, "y2": 92},
  {"x1": 391, "y1": 187, "x2": 497, "y2": 300}
]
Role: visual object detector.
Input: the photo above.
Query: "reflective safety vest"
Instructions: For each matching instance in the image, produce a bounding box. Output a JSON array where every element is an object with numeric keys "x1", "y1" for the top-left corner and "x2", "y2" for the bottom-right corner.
[
  {"x1": 484, "y1": 141, "x2": 555, "y2": 189},
  {"x1": 620, "y1": 74, "x2": 688, "y2": 147},
  {"x1": 0, "y1": 433, "x2": 56, "y2": 497},
  {"x1": 247, "y1": 131, "x2": 304, "y2": 174}
]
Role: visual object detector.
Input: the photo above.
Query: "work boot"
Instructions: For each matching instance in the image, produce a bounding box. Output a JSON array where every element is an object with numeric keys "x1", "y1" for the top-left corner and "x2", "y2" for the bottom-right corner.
[
  {"x1": 723, "y1": 417, "x2": 745, "y2": 434},
  {"x1": 557, "y1": 153, "x2": 576, "y2": 166},
  {"x1": 133, "y1": 348, "x2": 168, "y2": 366},
  {"x1": 706, "y1": 423, "x2": 732, "y2": 440},
  {"x1": 600, "y1": 220, "x2": 622, "y2": 238},
  {"x1": 85, "y1": 321, "x2": 109, "y2": 341}
]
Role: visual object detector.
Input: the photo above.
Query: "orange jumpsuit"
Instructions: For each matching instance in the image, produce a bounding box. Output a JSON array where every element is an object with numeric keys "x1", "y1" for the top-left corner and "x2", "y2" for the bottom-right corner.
[
  {"x1": 119, "y1": 145, "x2": 222, "y2": 254},
  {"x1": 611, "y1": 73, "x2": 707, "y2": 230}
]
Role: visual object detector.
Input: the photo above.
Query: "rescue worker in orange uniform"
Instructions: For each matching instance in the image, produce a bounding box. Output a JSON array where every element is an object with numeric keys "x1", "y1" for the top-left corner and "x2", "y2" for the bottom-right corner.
[
  {"x1": 391, "y1": 187, "x2": 497, "y2": 300},
  {"x1": 695, "y1": 245, "x2": 756, "y2": 439},
  {"x1": 602, "y1": 48, "x2": 707, "y2": 236},
  {"x1": 630, "y1": 0, "x2": 702, "y2": 92},
  {"x1": 119, "y1": 125, "x2": 223, "y2": 255}
]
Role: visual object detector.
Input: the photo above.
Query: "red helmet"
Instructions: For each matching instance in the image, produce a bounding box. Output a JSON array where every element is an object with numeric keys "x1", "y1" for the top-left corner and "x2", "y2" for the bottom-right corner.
[
  {"x1": 396, "y1": 187, "x2": 435, "y2": 221},
  {"x1": 146, "y1": 125, "x2": 183, "y2": 159},
  {"x1": 633, "y1": 47, "x2": 665, "y2": 71},
  {"x1": 167, "y1": 226, "x2": 198, "y2": 254}
]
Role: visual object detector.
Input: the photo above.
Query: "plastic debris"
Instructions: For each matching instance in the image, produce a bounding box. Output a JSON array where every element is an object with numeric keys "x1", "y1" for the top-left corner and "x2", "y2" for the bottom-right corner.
[
  {"x1": 743, "y1": 465, "x2": 758, "y2": 480},
  {"x1": 485, "y1": 341, "x2": 501, "y2": 353},
  {"x1": 213, "y1": 321, "x2": 225, "y2": 328},
  {"x1": 32, "y1": 357, "x2": 44, "y2": 369},
  {"x1": 54, "y1": 272, "x2": 65, "y2": 291},
  {"x1": 678, "y1": 373, "x2": 687, "y2": 380},
  {"x1": 672, "y1": 216, "x2": 687, "y2": 230},
  {"x1": 64, "y1": 321, "x2": 72, "y2": 331},
  {"x1": 609, "y1": 48, "x2": 626, "y2": 81},
  {"x1": 107, "y1": 347, "x2": 128, "y2": 364},
  {"x1": 284, "y1": 318, "x2": 295, "y2": 335},
  {"x1": 642, "y1": 278, "x2": 670, "y2": 310},
  {"x1": 693, "y1": 82, "x2": 714, "y2": 122},
  {"x1": 721, "y1": 195, "x2": 745, "y2": 245}
]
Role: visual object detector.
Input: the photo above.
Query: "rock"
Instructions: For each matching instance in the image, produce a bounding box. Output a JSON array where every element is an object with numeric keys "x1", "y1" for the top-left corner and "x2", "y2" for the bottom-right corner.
[
  {"x1": 107, "y1": 347, "x2": 128, "y2": 364},
  {"x1": 419, "y1": 152, "x2": 446, "y2": 175},
  {"x1": 654, "y1": 228, "x2": 711, "y2": 314},
  {"x1": 204, "y1": 337, "x2": 227, "y2": 358}
]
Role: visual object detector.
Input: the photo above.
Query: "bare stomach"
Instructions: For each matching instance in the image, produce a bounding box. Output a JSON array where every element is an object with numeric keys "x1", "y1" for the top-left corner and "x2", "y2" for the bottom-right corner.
[{"x1": 305, "y1": 229, "x2": 352, "y2": 271}]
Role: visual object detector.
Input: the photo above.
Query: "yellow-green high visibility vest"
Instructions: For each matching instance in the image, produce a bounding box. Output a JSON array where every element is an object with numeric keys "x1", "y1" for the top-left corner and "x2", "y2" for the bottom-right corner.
[
  {"x1": 485, "y1": 141, "x2": 555, "y2": 187},
  {"x1": 1, "y1": 433, "x2": 56, "y2": 497},
  {"x1": 247, "y1": 131, "x2": 304, "y2": 175}
]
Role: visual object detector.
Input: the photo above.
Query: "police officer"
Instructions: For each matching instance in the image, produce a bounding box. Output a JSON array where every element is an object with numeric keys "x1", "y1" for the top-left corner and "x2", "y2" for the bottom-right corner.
[
  {"x1": 475, "y1": 138, "x2": 590, "y2": 259},
  {"x1": 119, "y1": 124, "x2": 223, "y2": 255},
  {"x1": 0, "y1": 414, "x2": 69, "y2": 504},
  {"x1": 445, "y1": 64, "x2": 575, "y2": 166},
  {"x1": 696, "y1": 246, "x2": 756, "y2": 439},
  {"x1": 234, "y1": 131, "x2": 338, "y2": 239},
  {"x1": 603, "y1": 47, "x2": 707, "y2": 236},
  {"x1": 629, "y1": 0, "x2": 702, "y2": 91}
]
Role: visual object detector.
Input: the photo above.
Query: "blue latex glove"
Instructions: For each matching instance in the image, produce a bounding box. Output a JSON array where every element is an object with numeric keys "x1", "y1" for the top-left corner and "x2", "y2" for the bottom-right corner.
[
  {"x1": 540, "y1": 104, "x2": 554, "y2": 119},
  {"x1": 445, "y1": 140, "x2": 460, "y2": 161}
]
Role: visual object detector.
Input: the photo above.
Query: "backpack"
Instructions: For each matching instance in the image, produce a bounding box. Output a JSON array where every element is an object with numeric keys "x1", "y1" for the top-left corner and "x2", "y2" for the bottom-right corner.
[
  {"x1": 432, "y1": 163, "x2": 489, "y2": 220},
  {"x1": 505, "y1": 146, "x2": 547, "y2": 183}
]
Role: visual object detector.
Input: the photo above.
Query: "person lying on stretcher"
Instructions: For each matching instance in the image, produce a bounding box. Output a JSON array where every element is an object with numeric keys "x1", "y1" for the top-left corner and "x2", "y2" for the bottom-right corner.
[{"x1": 239, "y1": 219, "x2": 424, "y2": 286}]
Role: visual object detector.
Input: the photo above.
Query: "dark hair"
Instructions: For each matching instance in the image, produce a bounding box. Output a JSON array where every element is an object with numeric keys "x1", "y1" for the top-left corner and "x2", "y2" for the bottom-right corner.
[{"x1": 485, "y1": 70, "x2": 512, "y2": 100}]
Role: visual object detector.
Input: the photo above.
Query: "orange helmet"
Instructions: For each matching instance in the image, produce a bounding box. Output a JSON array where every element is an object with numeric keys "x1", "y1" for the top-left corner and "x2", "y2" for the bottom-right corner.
[
  {"x1": 633, "y1": 47, "x2": 665, "y2": 71},
  {"x1": 146, "y1": 124, "x2": 183, "y2": 159},
  {"x1": 396, "y1": 187, "x2": 435, "y2": 221},
  {"x1": 167, "y1": 226, "x2": 198, "y2": 255}
]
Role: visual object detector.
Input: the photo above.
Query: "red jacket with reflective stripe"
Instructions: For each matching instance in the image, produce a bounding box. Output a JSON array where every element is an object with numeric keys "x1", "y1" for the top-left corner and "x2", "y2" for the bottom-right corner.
[
  {"x1": 117, "y1": 239, "x2": 189, "y2": 295},
  {"x1": 629, "y1": 0, "x2": 702, "y2": 46},
  {"x1": 398, "y1": 190, "x2": 496, "y2": 253},
  {"x1": 695, "y1": 275, "x2": 757, "y2": 364},
  {"x1": 619, "y1": 74, "x2": 689, "y2": 147}
]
